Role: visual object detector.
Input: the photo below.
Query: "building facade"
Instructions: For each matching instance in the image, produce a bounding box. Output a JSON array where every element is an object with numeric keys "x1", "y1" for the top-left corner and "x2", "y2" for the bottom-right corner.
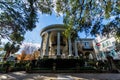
[
  {"x1": 76, "y1": 38, "x2": 96, "y2": 59},
  {"x1": 94, "y1": 34, "x2": 120, "y2": 60},
  {"x1": 40, "y1": 24, "x2": 96, "y2": 59},
  {"x1": 40, "y1": 24, "x2": 120, "y2": 60}
]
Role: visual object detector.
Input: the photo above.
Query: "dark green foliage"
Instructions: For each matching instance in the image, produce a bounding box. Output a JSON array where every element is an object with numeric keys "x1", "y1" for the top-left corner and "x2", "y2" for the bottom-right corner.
[
  {"x1": 25, "y1": 0, "x2": 38, "y2": 31},
  {"x1": 25, "y1": 59, "x2": 101, "y2": 73},
  {"x1": 0, "y1": 61, "x2": 29, "y2": 73},
  {"x1": 0, "y1": 0, "x2": 53, "y2": 43},
  {"x1": 37, "y1": 59, "x2": 54, "y2": 69},
  {"x1": 114, "y1": 60, "x2": 120, "y2": 69},
  {"x1": 55, "y1": 0, "x2": 120, "y2": 38},
  {"x1": 38, "y1": 0, "x2": 53, "y2": 14},
  {"x1": 80, "y1": 66, "x2": 96, "y2": 70},
  {"x1": 35, "y1": 59, "x2": 85, "y2": 70},
  {"x1": 4, "y1": 42, "x2": 20, "y2": 60},
  {"x1": 1, "y1": 0, "x2": 120, "y2": 42},
  {"x1": 0, "y1": 0, "x2": 37, "y2": 43}
]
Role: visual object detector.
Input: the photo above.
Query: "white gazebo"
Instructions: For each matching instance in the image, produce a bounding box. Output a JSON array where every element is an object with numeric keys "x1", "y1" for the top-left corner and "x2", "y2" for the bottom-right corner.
[{"x1": 40, "y1": 24, "x2": 78, "y2": 58}]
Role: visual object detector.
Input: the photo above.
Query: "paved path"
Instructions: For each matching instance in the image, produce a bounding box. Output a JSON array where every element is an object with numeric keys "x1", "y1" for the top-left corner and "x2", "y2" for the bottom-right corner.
[{"x1": 0, "y1": 71, "x2": 120, "y2": 80}]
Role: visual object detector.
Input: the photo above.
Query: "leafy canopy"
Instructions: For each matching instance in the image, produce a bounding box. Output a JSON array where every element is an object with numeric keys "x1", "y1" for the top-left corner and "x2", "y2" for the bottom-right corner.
[
  {"x1": 0, "y1": 0, "x2": 54, "y2": 60},
  {"x1": 3, "y1": 42, "x2": 20, "y2": 60},
  {"x1": 1, "y1": 0, "x2": 119, "y2": 43},
  {"x1": 0, "y1": 0, "x2": 53, "y2": 43},
  {"x1": 55, "y1": 0, "x2": 120, "y2": 38}
]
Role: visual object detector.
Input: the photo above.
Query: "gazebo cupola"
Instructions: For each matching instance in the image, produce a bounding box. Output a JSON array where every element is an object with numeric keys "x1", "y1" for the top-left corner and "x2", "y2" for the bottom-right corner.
[{"x1": 40, "y1": 24, "x2": 78, "y2": 58}]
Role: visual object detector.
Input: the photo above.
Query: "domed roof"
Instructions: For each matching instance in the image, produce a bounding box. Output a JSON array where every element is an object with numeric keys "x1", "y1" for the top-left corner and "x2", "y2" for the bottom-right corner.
[{"x1": 40, "y1": 24, "x2": 66, "y2": 35}]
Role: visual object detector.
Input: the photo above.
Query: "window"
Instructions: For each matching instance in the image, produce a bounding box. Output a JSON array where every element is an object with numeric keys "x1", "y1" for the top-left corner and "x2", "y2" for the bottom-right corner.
[
  {"x1": 112, "y1": 41, "x2": 116, "y2": 46},
  {"x1": 106, "y1": 41, "x2": 110, "y2": 46},
  {"x1": 108, "y1": 41, "x2": 111, "y2": 45},
  {"x1": 83, "y1": 42, "x2": 90, "y2": 49},
  {"x1": 102, "y1": 43, "x2": 105, "y2": 48},
  {"x1": 102, "y1": 41, "x2": 111, "y2": 48}
]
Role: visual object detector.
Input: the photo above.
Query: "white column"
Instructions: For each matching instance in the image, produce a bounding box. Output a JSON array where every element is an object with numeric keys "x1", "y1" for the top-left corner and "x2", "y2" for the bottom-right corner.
[
  {"x1": 68, "y1": 35, "x2": 73, "y2": 56},
  {"x1": 74, "y1": 40, "x2": 78, "y2": 57},
  {"x1": 57, "y1": 32, "x2": 61, "y2": 56},
  {"x1": 45, "y1": 32, "x2": 50, "y2": 57},
  {"x1": 40, "y1": 36, "x2": 44, "y2": 58}
]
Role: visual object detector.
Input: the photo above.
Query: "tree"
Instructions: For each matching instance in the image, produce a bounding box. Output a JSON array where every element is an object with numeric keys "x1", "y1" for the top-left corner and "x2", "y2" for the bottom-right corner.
[
  {"x1": 17, "y1": 50, "x2": 40, "y2": 61},
  {"x1": 0, "y1": 46, "x2": 3, "y2": 51},
  {"x1": 1, "y1": 0, "x2": 119, "y2": 42},
  {"x1": 55, "y1": 0, "x2": 120, "y2": 38},
  {"x1": 24, "y1": 54, "x2": 32, "y2": 60},
  {"x1": 31, "y1": 50, "x2": 40, "y2": 60},
  {"x1": 0, "y1": 0, "x2": 37, "y2": 43},
  {"x1": 3, "y1": 42, "x2": 20, "y2": 61},
  {"x1": 0, "y1": 0, "x2": 53, "y2": 43},
  {"x1": 17, "y1": 50, "x2": 27, "y2": 61},
  {"x1": 18, "y1": 43, "x2": 39, "y2": 60},
  {"x1": 106, "y1": 55, "x2": 119, "y2": 72}
]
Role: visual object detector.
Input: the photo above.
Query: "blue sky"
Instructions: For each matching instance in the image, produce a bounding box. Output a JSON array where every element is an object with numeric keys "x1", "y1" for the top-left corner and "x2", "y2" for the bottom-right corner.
[
  {"x1": 24, "y1": 13, "x2": 63, "y2": 44},
  {"x1": 24, "y1": 12, "x2": 94, "y2": 46}
]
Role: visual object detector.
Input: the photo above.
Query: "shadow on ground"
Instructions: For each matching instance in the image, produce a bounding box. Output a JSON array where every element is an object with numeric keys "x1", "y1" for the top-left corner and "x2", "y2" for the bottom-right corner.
[{"x1": 0, "y1": 71, "x2": 120, "y2": 80}]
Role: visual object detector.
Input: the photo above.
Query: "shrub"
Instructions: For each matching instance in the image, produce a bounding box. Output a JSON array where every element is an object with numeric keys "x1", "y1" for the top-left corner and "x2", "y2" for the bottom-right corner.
[
  {"x1": 36, "y1": 58, "x2": 85, "y2": 70},
  {"x1": 25, "y1": 62, "x2": 32, "y2": 71}
]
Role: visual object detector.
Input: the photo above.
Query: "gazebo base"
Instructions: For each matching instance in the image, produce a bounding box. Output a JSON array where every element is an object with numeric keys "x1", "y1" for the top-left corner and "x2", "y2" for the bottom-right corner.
[
  {"x1": 56, "y1": 55, "x2": 61, "y2": 59},
  {"x1": 43, "y1": 55, "x2": 49, "y2": 59}
]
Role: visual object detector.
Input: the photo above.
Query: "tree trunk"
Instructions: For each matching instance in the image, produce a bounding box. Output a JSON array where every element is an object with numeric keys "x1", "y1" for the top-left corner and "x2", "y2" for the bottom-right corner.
[
  {"x1": 3, "y1": 51, "x2": 10, "y2": 61},
  {"x1": 107, "y1": 55, "x2": 119, "y2": 72}
]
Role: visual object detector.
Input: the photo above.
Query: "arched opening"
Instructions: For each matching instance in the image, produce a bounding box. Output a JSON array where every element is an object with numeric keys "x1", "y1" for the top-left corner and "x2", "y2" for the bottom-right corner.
[
  {"x1": 85, "y1": 52, "x2": 91, "y2": 59},
  {"x1": 78, "y1": 51, "x2": 83, "y2": 58}
]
